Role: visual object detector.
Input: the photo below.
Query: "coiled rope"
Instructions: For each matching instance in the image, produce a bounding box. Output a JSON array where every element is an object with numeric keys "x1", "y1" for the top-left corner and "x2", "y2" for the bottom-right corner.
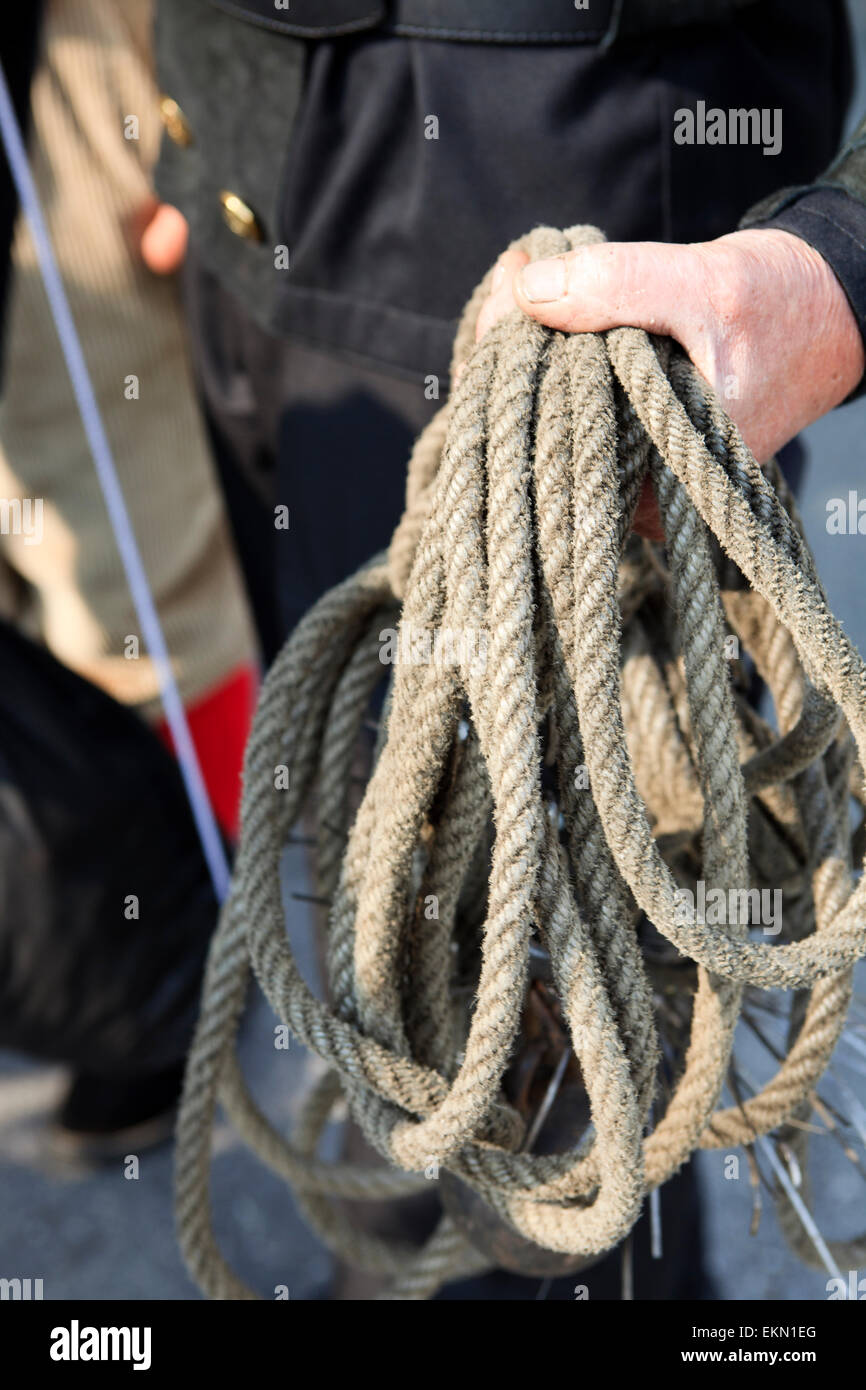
[{"x1": 175, "y1": 225, "x2": 866, "y2": 1299}]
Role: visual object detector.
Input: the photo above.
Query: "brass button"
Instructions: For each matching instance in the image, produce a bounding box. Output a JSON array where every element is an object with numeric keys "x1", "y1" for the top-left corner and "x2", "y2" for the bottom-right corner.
[
  {"x1": 159, "y1": 95, "x2": 193, "y2": 148},
  {"x1": 219, "y1": 190, "x2": 264, "y2": 242}
]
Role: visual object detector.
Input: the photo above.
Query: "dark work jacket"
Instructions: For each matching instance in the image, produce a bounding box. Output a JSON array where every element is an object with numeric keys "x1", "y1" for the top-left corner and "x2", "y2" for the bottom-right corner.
[
  {"x1": 154, "y1": 0, "x2": 855, "y2": 386},
  {"x1": 745, "y1": 113, "x2": 866, "y2": 395}
]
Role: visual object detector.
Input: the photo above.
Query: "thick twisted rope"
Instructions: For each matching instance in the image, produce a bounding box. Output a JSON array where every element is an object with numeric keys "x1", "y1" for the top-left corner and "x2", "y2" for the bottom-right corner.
[{"x1": 175, "y1": 226, "x2": 866, "y2": 1299}]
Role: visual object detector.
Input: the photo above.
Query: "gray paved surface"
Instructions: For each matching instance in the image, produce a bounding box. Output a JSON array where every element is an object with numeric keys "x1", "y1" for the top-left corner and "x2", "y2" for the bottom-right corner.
[
  {"x1": 2, "y1": 5, "x2": 866, "y2": 1303},
  {"x1": 0, "y1": 841, "x2": 331, "y2": 1301}
]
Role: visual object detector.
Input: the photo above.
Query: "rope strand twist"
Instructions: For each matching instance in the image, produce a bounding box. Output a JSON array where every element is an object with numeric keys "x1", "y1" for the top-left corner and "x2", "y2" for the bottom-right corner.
[{"x1": 175, "y1": 226, "x2": 866, "y2": 1299}]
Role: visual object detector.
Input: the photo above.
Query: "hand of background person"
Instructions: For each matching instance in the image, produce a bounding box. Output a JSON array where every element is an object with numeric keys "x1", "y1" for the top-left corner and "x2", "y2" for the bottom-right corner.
[
  {"x1": 136, "y1": 199, "x2": 189, "y2": 275},
  {"x1": 476, "y1": 229, "x2": 865, "y2": 539}
]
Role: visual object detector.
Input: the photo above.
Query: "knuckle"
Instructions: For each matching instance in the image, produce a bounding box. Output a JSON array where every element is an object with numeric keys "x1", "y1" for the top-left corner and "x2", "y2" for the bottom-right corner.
[{"x1": 700, "y1": 243, "x2": 750, "y2": 332}]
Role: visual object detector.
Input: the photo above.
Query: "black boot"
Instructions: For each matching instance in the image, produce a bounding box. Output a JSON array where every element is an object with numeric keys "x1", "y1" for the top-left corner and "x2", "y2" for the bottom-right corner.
[{"x1": 50, "y1": 1061, "x2": 186, "y2": 1162}]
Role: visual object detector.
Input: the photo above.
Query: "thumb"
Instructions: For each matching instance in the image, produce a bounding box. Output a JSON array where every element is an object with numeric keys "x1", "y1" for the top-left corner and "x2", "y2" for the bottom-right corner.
[{"x1": 513, "y1": 240, "x2": 703, "y2": 339}]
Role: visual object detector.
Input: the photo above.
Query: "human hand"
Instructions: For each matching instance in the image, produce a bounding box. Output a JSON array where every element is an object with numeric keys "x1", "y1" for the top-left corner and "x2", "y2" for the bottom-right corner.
[
  {"x1": 138, "y1": 200, "x2": 189, "y2": 275},
  {"x1": 476, "y1": 229, "x2": 864, "y2": 539}
]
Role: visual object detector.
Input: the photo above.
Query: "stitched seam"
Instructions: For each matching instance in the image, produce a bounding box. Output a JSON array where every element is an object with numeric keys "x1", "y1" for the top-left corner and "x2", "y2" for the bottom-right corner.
[
  {"x1": 209, "y1": 1, "x2": 384, "y2": 38},
  {"x1": 385, "y1": 25, "x2": 607, "y2": 41}
]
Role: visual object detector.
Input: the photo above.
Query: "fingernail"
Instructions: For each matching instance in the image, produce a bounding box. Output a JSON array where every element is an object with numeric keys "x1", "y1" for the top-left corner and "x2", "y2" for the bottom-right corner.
[
  {"x1": 491, "y1": 260, "x2": 507, "y2": 292},
  {"x1": 518, "y1": 257, "x2": 567, "y2": 303}
]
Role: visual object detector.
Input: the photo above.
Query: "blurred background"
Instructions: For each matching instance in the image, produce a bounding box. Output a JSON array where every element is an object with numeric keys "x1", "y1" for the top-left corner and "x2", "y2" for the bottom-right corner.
[{"x1": 0, "y1": 0, "x2": 864, "y2": 1301}]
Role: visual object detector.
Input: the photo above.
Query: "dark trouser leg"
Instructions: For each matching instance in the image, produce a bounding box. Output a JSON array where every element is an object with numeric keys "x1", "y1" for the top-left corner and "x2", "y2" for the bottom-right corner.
[
  {"x1": 437, "y1": 1162, "x2": 711, "y2": 1301},
  {"x1": 183, "y1": 247, "x2": 437, "y2": 658},
  {"x1": 269, "y1": 345, "x2": 436, "y2": 635}
]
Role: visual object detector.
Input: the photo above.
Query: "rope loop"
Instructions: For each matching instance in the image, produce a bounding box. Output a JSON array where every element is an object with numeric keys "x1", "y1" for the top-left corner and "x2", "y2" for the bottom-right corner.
[{"x1": 175, "y1": 226, "x2": 866, "y2": 1298}]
